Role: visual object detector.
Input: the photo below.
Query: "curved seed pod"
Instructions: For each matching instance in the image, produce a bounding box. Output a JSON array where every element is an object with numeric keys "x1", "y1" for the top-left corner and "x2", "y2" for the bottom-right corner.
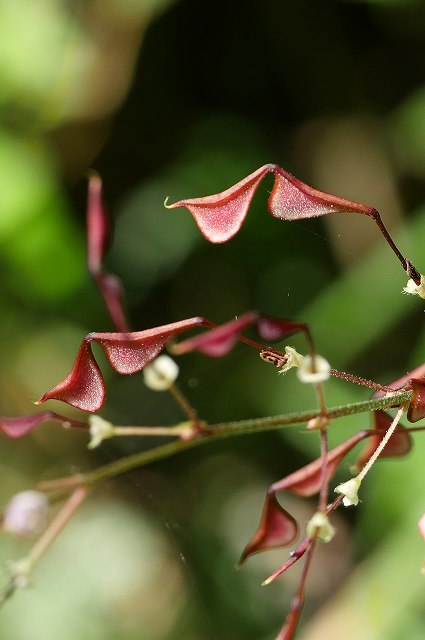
[
  {"x1": 167, "y1": 163, "x2": 419, "y2": 281},
  {"x1": 0, "y1": 411, "x2": 88, "y2": 438},
  {"x1": 87, "y1": 173, "x2": 129, "y2": 332},
  {"x1": 165, "y1": 165, "x2": 271, "y2": 243},
  {"x1": 171, "y1": 312, "x2": 258, "y2": 356},
  {"x1": 36, "y1": 342, "x2": 105, "y2": 412},
  {"x1": 37, "y1": 317, "x2": 209, "y2": 412},
  {"x1": 268, "y1": 166, "x2": 373, "y2": 221},
  {"x1": 239, "y1": 492, "x2": 299, "y2": 564}
]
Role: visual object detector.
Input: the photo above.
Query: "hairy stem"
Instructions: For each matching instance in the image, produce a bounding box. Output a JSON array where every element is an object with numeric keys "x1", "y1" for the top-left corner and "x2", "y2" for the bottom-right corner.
[{"x1": 329, "y1": 369, "x2": 396, "y2": 392}]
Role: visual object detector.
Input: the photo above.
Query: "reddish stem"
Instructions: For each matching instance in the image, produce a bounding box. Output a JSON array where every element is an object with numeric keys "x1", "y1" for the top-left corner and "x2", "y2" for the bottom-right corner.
[
  {"x1": 329, "y1": 369, "x2": 395, "y2": 393},
  {"x1": 263, "y1": 496, "x2": 344, "y2": 586},
  {"x1": 371, "y1": 210, "x2": 421, "y2": 284},
  {"x1": 275, "y1": 538, "x2": 318, "y2": 640}
]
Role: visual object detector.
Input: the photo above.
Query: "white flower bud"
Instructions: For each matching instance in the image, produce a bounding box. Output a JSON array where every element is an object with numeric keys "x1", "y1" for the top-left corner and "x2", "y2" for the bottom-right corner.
[
  {"x1": 143, "y1": 355, "x2": 179, "y2": 391},
  {"x1": 334, "y1": 476, "x2": 361, "y2": 507},
  {"x1": 297, "y1": 354, "x2": 331, "y2": 383},
  {"x1": 88, "y1": 415, "x2": 115, "y2": 449},
  {"x1": 403, "y1": 275, "x2": 425, "y2": 299},
  {"x1": 306, "y1": 512, "x2": 336, "y2": 543},
  {"x1": 3, "y1": 491, "x2": 49, "y2": 537},
  {"x1": 306, "y1": 415, "x2": 330, "y2": 430}
]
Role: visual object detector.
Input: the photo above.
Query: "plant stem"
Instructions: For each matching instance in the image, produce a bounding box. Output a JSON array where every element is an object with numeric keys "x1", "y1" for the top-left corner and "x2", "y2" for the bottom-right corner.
[
  {"x1": 38, "y1": 390, "x2": 411, "y2": 497},
  {"x1": 27, "y1": 486, "x2": 88, "y2": 566},
  {"x1": 114, "y1": 425, "x2": 192, "y2": 437},
  {"x1": 371, "y1": 210, "x2": 421, "y2": 283},
  {"x1": 357, "y1": 405, "x2": 406, "y2": 482},
  {"x1": 167, "y1": 382, "x2": 203, "y2": 430},
  {"x1": 329, "y1": 369, "x2": 396, "y2": 392},
  {"x1": 0, "y1": 486, "x2": 88, "y2": 606},
  {"x1": 318, "y1": 426, "x2": 329, "y2": 513},
  {"x1": 275, "y1": 538, "x2": 318, "y2": 640}
]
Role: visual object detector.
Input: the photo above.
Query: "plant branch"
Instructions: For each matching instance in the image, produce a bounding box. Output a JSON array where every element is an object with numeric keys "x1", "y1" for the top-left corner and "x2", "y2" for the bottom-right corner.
[
  {"x1": 38, "y1": 390, "x2": 412, "y2": 497},
  {"x1": 275, "y1": 538, "x2": 318, "y2": 640},
  {"x1": 167, "y1": 383, "x2": 203, "y2": 430}
]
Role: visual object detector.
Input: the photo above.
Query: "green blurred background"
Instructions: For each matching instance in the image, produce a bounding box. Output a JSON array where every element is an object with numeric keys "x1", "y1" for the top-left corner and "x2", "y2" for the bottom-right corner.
[{"x1": 1, "y1": 0, "x2": 425, "y2": 638}]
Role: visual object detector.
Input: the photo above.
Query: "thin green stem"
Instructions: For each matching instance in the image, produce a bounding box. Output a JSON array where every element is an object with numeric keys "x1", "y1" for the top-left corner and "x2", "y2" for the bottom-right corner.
[
  {"x1": 114, "y1": 424, "x2": 193, "y2": 438},
  {"x1": 39, "y1": 390, "x2": 412, "y2": 497},
  {"x1": 312, "y1": 380, "x2": 330, "y2": 514},
  {"x1": 0, "y1": 486, "x2": 88, "y2": 607},
  {"x1": 26, "y1": 486, "x2": 88, "y2": 567},
  {"x1": 208, "y1": 390, "x2": 411, "y2": 434},
  {"x1": 167, "y1": 383, "x2": 203, "y2": 429}
]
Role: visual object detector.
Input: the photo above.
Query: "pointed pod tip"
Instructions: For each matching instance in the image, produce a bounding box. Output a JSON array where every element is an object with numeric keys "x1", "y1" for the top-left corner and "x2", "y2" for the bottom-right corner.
[
  {"x1": 34, "y1": 389, "x2": 105, "y2": 413},
  {"x1": 164, "y1": 196, "x2": 177, "y2": 209},
  {"x1": 33, "y1": 394, "x2": 47, "y2": 406},
  {"x1": 261, "y1": 576, "x2": 273, "y2": 587},
  {"x1": 86, "y1": 168, "x2": 101, "y2": 181}
]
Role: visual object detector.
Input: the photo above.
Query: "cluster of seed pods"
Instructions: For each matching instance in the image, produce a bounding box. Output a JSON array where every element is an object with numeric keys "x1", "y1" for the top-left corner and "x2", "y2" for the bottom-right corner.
[{"x1": 2, "y1": 164, "x2": 425, "y2": 640}]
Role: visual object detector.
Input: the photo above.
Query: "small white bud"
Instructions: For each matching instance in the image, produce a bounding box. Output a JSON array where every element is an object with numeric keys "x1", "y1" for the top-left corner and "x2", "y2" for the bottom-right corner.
[
  {"x1": 88, "y1": 415, "x2": 115, "y2": 449},
  {"x1": 334, "y1": 476, "x2": 361, "y2": 507},
  {"x1": 306, "y1": 512, "x2": 336, "y2": 543},
  {"x1": 403, "y1": 275, "x2": 425, "y2": 299},
  {"x1": 297, "y1": 354, "x2": 331, "y2": 383},
  {"x1": 278, "y1": 346, "x2": 304, "y2": 374},
  {"x1": 143, "y1": 355, "x2": 179, "y2": 391},
  {"x1": 3, "y1": 491, "x2": 49, "y2": 538},
  {"x1": 306, "y1": 415, "x2": 330, "y2": 430}
]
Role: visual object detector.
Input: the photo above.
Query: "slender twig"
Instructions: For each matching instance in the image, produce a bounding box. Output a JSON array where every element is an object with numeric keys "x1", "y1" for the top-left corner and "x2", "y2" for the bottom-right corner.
[
  {"x1": 275, "y1": 538, "x2": 318, "y2": 640},
  {"x1": 113, "y1": 424, "x2": 193, "y2": 438},
  {"x1": 371, "y1": 209, "x2": 421, "y2": 283},
  {"x1": 0, "y1": 486, "x2": 88, "y2": 607},
  {"x1": 318, "y1": 426, "x2": 329, "y2": 513},
  {"x1": 314, "y1": 381, "x2": 327, "y2": 417},
  {"x1": 27, "y1": 486, "x2": 88, "y2": 566},
  {"x1": 167, "y1": 383, "x2": 204, "y2": 431},
  {"x1": 329, "y1": 369, "x2": 396, "y2": 393}
]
